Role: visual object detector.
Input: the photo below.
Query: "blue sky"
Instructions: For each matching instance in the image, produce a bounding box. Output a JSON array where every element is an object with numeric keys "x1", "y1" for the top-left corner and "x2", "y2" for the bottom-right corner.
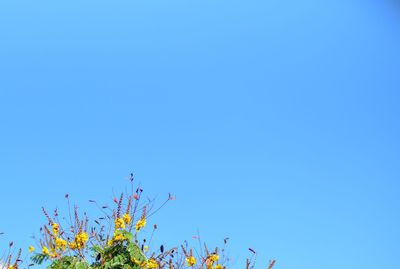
[{"x1": 0, "y1": 0, "x2": 400, "y2": 268}]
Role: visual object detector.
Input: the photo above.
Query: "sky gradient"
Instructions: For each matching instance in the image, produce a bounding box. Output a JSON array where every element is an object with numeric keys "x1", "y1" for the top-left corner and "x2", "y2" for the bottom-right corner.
[{"x1": 0, "y1": 1, "x2": 400, "y2": 269}]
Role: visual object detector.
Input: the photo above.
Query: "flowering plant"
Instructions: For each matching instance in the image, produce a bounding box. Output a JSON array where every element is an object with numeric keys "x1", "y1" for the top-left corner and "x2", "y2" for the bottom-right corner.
[{"x1": 1, "y1": 175, "x2": 275, "y2": 269}]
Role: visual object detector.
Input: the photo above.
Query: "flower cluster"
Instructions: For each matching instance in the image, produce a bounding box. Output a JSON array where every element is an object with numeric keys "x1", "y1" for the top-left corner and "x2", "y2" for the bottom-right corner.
[
  {"x1": 28, "y1": 178, "x2": 179, "y2": 269},
  {"x1": 2, "y1": 174, "x2": 275, "y2": 269}
]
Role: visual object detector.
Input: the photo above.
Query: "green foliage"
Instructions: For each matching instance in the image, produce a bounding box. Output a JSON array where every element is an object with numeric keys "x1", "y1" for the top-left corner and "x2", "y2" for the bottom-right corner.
[
  {"x1": 32, "y1": 237, "x2": 147, "y2": 269},
  {"x1": 47, "y1": 256, "x2": 88, "y2": 269},
  {"x1": 31, "y1": 254, "x2": 49, "y2": 265}
]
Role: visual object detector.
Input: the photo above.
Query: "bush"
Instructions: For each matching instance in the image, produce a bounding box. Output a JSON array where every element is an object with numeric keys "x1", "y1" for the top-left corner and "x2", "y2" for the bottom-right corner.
[{"x1": 1, "y1": 176, "x2": 275, "y2": 269}]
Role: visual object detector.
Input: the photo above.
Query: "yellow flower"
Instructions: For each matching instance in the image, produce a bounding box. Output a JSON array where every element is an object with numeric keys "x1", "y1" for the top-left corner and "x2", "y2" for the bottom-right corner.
[
  {"x1": 215, "y1": 265, "x2": 223, "y2": 269},
  {"x1": 69, "y1": 232, "x2": 89, "y2": 250},
  {"x1": 123, "y1": 213, "x2": 132, "y2": 224},
  {"x1": 28, "y1": 246, "x2": 35, "y2": 253},
  {"x1": 68, "y1": 242, "x2": 77, "y2": 250},
  {"x1": 186, "y1": 256, "x2": 196, "y2": 267},
  {"x1": 50, "y1": 248, "x2": 59, "y2": 258},
  {"x1": 147, "y1": 258, "x2": 159, "y2": 269},
  {"x1": 115, "y1": 218, "x2": 125, "y2": 229},
  {"x1": 132, "y1": 258, "x2": 147, "y2": 268},
  {"x1": 210, "y1": 254, "x2": 219, "y2": 262},
  {"x1": 55, "y1": 237, "x2": 67, "y2": 250},
  {"x1": 52, "y1": 223, "x2": 59, "y2": 235},
  {"x1": 135, "y1": 218, "x2": 146, "y2": 231},
  {"x1": 132, "y1": 258, "x2": 141, "y2": 265},
  {"x1": 42, "y1": 246, "x2": 50, "y2": 255},
  {"x1": 76, "y1": 232, "x2": 88, "y2": 247},
  {"x1": 113, "y1": 233, "x2": 126, "y2": 241},
  {"x1": 107, "y1": 231, "x2": 127, "y2": 246}
]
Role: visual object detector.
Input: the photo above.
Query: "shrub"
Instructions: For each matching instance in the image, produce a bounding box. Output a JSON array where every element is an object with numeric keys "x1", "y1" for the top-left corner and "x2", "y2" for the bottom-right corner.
[{"x1": 1, "y1": 176, "x2": 275, "y2": 269}]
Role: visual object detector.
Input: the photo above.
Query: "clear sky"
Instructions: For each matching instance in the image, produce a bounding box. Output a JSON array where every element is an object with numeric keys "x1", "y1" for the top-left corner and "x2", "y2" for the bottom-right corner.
[{"x1": 0, "y1": 0, "x2": 400, "y2": 268}]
